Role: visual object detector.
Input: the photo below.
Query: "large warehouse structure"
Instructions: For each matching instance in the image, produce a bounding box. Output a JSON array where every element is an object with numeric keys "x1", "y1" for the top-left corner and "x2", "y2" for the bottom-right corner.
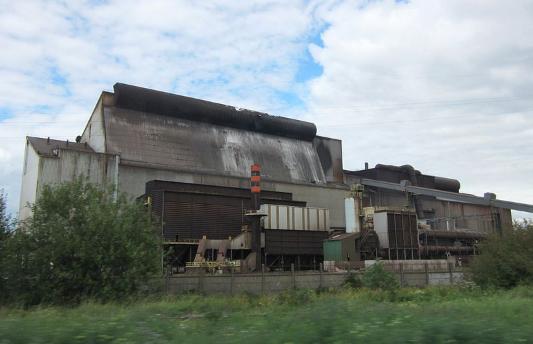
[{"x1": 19, "y1": 83, "x2": 533, "y2": 272}]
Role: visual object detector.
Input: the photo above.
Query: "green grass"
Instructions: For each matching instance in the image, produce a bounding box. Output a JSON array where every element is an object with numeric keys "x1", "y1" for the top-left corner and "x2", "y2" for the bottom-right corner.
[{"x1": 1, "y1": 286, "x2": 533, "y2": 343}]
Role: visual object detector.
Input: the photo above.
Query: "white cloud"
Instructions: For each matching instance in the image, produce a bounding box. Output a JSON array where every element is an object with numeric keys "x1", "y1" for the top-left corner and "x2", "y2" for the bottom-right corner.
[
  {"x1": 306, "y1": 0, "x2": 533, "y2": 216},
  {"x1": 0, "y1": 0, "x2": 315, "y2": 214},
  {"x1": 1, "y1": 0, "x2": 532, "y2": 220}
]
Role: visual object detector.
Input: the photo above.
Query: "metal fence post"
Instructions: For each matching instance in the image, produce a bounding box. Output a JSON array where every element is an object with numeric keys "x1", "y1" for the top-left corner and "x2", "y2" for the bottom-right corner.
[
  {"x1": 424, "y1": 262, "x2": 429, "y2": 287},
  {"x1": 399, "y1": 262, "x2": 404, "y2": 287},
  {"x1": 230, "y1": 267, "x2": 234, "y2": 295},
  {"x1": 319, "y1": 263, "x2": 323, "y2": 289},
  {"x1": 261, "y1": 264, "x2": 265, "y2": 295},
  {"x1": 291, "y1": 263, "x2": 296, "y2": 289}
]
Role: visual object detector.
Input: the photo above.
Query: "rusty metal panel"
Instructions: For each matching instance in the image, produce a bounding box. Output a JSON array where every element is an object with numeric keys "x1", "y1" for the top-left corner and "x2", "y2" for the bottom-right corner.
[
  {"x1": 145, "y1": 180, "x2": 301, "y2": 204},
  {"x1": 264, "y1": 230, "x2": 328, "y2": 256},
  {"x1": 145, "y1": 180, "x2": 306, "y2": 241},
  {"x1": 374, "y1": 211, "x2": 418, "y2": 250},
  {"x1": 162, "y1": 192, "x2": 245, "y2": 240}
]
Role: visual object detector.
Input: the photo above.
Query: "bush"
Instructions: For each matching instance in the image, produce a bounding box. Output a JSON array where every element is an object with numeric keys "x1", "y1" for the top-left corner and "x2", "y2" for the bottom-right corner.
[
  {"x1": 276, "y1": 288, "x2": 315, "y2": 306},
  {"x1": 470, "y1": 219, "x2": 533, "y2": 289},
  {"x1": 0, "y1": 190, "x2": 14, "y2": 304},
  {"x1": 1, "y1": 179, "x2": 161, "y2": 306},
  {"x1": 344, "y1": 272, "x2": 363, "y2": 289},
  {"x1": 361, "y1": 262, "x2": 399, "y2": 291}
]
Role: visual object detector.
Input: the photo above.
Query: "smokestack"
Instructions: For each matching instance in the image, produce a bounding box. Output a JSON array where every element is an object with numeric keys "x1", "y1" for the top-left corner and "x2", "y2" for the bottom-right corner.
[
  {"x1": 365, "y1": 162, "x2": 369, "y2": 170},
  {"x1": 250, "y1": 163, "x2": 262, "y2": 271},
  {"x1": 251, "y1": 163, "x2": 261, "y2": 210}
]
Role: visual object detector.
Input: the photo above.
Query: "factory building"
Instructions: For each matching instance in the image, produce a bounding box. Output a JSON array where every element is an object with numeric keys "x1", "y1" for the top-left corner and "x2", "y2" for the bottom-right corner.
[{"x1": 19, "y1": 83, "x2": 533, "y2": 272}]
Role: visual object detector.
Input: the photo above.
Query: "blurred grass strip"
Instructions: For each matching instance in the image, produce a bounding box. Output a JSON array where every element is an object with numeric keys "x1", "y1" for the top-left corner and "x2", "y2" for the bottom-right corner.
[{"x1": 1, "y1": 286, "x2": 532, "y2": 343}]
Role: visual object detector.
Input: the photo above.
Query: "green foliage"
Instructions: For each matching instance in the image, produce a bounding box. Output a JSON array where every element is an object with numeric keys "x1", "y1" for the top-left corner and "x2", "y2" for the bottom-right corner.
[
  {"x1": 470, "y1": 219, "x2": 533, "y2": 289},
  {"x1": 1, "y1": 287, "x2": 533, "y2": 343},
  {"x1": 0, "y1": 190, "x2": 13, "y2": 304},
  {"x1": 1, "y1": 179, "x2": 161, "y2": 306},
  {"x1": 276, "y1": 288, "x2": 315, "y2": 306},
  {"x1": 361, "y1": 262, "x2": 400, "y2": 291},
  {"x1": 0, "y1": 189, "x2": 12, "y2": 239},
  {"x1": 343, "y1": 272, "x2": 363, "y2": 289}
]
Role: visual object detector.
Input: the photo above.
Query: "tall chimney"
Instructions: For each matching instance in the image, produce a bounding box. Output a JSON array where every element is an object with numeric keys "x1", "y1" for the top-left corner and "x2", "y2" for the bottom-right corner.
[{"x1": 250, "y1": 163, "x2": 262, "y2": 271}]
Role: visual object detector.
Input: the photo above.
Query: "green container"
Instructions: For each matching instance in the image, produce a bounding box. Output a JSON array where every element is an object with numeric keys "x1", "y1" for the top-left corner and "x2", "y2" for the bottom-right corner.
[
  {"x1": 323, "y1": 240, "x2": 343, "y2": 261},
  {"x1": 323, "y1": 233, "x2": 358, "y2": 262}
]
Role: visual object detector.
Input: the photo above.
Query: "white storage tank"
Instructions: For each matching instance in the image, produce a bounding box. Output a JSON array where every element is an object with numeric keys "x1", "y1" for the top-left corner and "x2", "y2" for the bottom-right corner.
[{"x1": 260, "y1": 204, "x2": 330, "y2": 231}]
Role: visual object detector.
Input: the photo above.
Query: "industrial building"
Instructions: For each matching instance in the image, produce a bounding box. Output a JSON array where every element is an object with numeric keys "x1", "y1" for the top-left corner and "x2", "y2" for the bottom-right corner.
[{"x1": 19, "y1": 83, "x2": 533, "y2": 272}]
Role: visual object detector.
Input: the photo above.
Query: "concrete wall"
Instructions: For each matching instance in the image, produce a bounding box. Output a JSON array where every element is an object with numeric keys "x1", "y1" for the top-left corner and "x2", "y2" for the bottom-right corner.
[
  {"x1": 38, "y1": 150, "x2": 118, "y2": 188},
  {"x1": 313, "y1": 136, "x2": 344, "y2": 184},
  {"x1": 19, "y1": 142, "x2": 40, "y2": 219},
  {"x1": 80, "y1": 93, "x2": 111, "y2": 153},
  {"x1": 19, "y1": 149, "x2": 120, "y2": 219},
  {"x1": 105, "y1": 106, "x2": 327, "y2": 185},
  {"x1": 165, "y1": 269, "x2": 464, "y2": 295}
]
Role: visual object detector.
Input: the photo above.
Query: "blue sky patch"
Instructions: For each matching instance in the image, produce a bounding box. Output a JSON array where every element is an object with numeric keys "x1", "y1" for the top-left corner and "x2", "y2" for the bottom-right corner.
[
  {"x1": 295, "y1": 27, "x2": 325, "y2": 83},
  {"x1": 0, "y1": 107, "x2": 13, "y2": 121}
]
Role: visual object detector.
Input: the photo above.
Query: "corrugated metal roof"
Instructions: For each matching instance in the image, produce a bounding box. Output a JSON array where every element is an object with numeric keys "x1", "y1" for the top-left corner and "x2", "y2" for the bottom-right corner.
[{"x1": 27, "y1": 136, "x2": 94, "y2": 157}]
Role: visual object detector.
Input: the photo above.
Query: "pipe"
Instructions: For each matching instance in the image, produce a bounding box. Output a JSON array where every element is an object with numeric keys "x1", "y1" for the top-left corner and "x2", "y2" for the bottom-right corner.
[
  {"x1": 400, "y1": 165, "x2": 425, "y2": 219},
  {"x1": 434, "y1": 177, "x2": 460, "y2": 193}
]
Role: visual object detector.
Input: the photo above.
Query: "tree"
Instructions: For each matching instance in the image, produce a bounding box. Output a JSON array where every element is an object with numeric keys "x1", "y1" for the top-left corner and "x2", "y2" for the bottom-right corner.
[
  {"x1": 361, "y1": 262, "x2": 399, "y2": 291},
  {"x1": 1, "y1": 179, "x2": 161, "y2": 306},
  {"x1": 470, "y1": 219, "x2": 533, "y2": 289},
  {"x1": 0, "y1": 190, "x2": 13, "y2": 303},
  {"x1": 0, "y1": 189, "x2": 11, "y2": 240}
]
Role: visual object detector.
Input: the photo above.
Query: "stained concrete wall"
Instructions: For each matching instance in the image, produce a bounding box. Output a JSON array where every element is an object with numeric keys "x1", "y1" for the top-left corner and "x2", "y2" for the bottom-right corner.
[
  {"x1": 19, "y1": 142, "x2": 40, "y2": 219},
  {"x1": 38, "y1": 150, "x2": 118, "y2": 187},
  {"x1": 165, "y1": 269, "x2": 464, "y2": 295},
  {"x1": 19, "y1": 149, "x2": 120, "y2": 219},
  {"x1": 105, "y1": 106, "x2": 327, "y2": 185},
  {"x1": 80, "y1": 92, "x2": 113, "y2": 153}
]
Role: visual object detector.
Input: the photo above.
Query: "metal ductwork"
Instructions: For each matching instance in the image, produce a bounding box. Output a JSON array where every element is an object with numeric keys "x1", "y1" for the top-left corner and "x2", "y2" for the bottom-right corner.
[
  {"x1": 358, "y1": 178, "x2": 533, "y2": 213},
  {"x1": 434, "y1": 177, "x2": 461, "y2": 193},
  {"x1": 375, "y1": 164, "x2": 425, "y2": 219}
]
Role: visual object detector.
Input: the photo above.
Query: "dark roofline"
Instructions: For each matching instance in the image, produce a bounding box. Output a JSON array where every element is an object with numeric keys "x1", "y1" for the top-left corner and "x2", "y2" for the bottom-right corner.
[
  {"x1": 112, "y1": 83, "x2": 317, "y2": 141},
  {"x1": 27, "y1": 136, "x2": 95, "y2": 157}
]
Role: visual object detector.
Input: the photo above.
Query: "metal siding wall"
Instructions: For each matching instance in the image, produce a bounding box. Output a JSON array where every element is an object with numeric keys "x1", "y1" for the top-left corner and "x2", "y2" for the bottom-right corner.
[
  {"x1": 264, "y1": 230, "x2": 328, "y2": 255},
  {"x1": 162, "y1": 192, "x2": 246, "y2": 240}
]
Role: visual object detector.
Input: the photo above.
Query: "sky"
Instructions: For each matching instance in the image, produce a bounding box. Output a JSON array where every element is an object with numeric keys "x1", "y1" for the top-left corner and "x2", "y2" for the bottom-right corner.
[{"x1": 1, "y1": 0, "x2": 532, "y2": 218}]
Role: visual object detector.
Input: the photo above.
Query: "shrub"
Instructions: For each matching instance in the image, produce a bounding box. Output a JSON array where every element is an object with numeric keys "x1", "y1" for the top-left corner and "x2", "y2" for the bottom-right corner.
[
  {"x1": 470, "y1": 219, "x2": 533, "y2": 289},
  {"x1": 361, "y1": 262, "x2": 399, "y2": 291},
  {"x1": 1, "y1": 179, "x2": 161, "y2": 306},
  {"x1": 0, "y1": 190, "x2": 14, "y2": 304},
  {"x1": 343, "y1": 272, "x2": 363, "y2": 289},
  {"x1": 276, "y1": 288, "x2": 315, "y2": 306}
]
